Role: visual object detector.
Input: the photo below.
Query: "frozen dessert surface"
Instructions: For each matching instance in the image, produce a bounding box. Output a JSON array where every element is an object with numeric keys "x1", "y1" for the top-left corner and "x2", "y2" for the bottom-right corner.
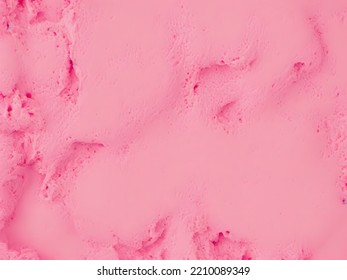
[{"x1": 0, "y1": 0, "x2": 347, "y2": 259}]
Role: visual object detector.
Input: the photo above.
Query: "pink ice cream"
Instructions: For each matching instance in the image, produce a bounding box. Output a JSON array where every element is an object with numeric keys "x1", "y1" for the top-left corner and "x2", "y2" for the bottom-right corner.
[{"x1": 0, "y1": 0, "x2": 347, "y2": 260}]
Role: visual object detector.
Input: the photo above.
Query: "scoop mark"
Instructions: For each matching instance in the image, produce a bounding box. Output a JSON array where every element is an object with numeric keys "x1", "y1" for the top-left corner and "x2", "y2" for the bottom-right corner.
[
  {"x1": 193, "y1": 227, "x2": 254, "y2": 260},
  {"x1": 113, "y1": 217, "x2": 170, "y2": 260},
  {"x1": 59, "y1": 58, "x2": 79, "y2": 104},
  {"x1": 40, "y1": 141, "x2": 104, "y2": 201}
]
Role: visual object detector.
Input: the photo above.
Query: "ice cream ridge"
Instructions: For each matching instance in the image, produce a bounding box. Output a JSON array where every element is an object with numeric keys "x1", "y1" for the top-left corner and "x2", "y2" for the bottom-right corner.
[{"x1": 0, "y1": 0, "x2": 347, "y2": 259}]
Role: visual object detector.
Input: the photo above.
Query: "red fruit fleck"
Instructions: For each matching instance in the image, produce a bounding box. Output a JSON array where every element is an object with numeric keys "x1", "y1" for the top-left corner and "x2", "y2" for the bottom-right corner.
[{"x1": 293, "y1": 62, "x2": 305, "y2": 73}]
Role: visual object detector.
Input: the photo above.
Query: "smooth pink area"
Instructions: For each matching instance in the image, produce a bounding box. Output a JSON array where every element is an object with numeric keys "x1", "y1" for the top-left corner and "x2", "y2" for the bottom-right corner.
[{"x1": 0, "y1": 0, "x2": 347, "y2": 259}]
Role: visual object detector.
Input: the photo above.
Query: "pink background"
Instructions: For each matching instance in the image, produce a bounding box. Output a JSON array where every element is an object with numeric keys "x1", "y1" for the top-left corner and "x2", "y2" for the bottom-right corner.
[{"x1": 0, "y1": 0, "x2": 347, "y2": 259}]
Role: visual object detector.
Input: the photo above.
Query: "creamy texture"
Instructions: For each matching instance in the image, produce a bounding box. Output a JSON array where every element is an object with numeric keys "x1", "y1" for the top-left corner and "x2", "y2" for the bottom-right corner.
[{"x1": 0, "y1": 0, "x2": 347, "y2": 259}]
